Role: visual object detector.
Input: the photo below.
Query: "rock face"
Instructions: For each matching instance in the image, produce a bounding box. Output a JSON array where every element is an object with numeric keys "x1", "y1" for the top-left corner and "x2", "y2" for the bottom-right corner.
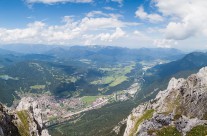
[
  {"x1": 16, "y1": 97, "x2": 50, "y2": 136},
  {"x1": 0, "y1": 104, "x2": 20, "y2": 136},
  {"x1": 124, "y1": 67, "x2": 207, "y2": 136},
  {"x1": 0, "y1": 97, "x2": 50, "y2": 136}
]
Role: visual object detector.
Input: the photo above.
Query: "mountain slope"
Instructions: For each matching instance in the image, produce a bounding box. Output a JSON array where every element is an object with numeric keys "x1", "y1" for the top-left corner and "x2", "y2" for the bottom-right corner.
[
  {"x1": 139, "y1": 52, "x2": 207, "y2": 100},
  {"x1": 46, "y1": 46, "x2": 184, "y2": 65},
  {"x1": 147, "y1": 52, "x2": 207, "y2": 79},
  {"x1": 0, "y1": 46, "x2": 184, "y2": 106},
  {"x1": 0, "y1": 44, "x2": 59, "y2": 54},
  {"x1": 123, "y1": 67, "x2": 207, "y2": 136}
]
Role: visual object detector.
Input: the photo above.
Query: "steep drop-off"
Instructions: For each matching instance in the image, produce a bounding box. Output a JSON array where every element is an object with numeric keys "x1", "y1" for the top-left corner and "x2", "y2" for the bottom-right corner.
[{"x1": 124, "y1": 67, "x2": 207, "y2": 136}]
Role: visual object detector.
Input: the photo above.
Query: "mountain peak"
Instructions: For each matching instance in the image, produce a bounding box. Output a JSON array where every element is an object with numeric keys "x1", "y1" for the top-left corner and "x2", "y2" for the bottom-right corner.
[{"x1": 123, "y1": 67, "x2": 207, "y2": 136}]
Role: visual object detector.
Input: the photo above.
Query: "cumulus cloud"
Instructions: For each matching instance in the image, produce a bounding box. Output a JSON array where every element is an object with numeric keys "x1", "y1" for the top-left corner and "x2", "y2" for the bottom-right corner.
[
  {"x1": 83, "y1": 27, "x2": 125, "y2": 45},
  {"x1": 25, "y1": 0, "x2": 92, "y2": 4},
  {"x1": 0, "y1": 12, "x2": 137, "y2": 45},
  {"x1": 98, "y1": 27, "x2": 125, "y2": 42},
  {"x1": 135, "y1": 6, "x2": 163, "y2": 23},
  {"x1": 153, "y1": 39, "x2": 177, "y2": 48},
  {"x1": 153, "y1": 0, "x2": 207, "y2": 40}
]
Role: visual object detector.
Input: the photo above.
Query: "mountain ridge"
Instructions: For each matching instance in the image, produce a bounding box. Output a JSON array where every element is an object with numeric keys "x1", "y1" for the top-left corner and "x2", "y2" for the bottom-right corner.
[{"x1": 122, "y1": 67, "x2": 207, "y2": 136}]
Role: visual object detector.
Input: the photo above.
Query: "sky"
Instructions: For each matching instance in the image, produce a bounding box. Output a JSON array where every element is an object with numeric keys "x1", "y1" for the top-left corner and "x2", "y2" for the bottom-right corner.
[{"x1": 0, "y1": 0, "x2": 207, "y2": 51}]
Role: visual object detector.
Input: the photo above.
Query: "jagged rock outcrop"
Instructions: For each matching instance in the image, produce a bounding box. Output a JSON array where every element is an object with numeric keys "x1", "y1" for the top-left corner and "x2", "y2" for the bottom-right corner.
[
  {"x1": 16, "y1": 97, "x2": 50, "y2": 136},
  {"x1": 124, "y1": 67, "x2": 207, "y2": 136},
  {"x1": 0, "y1": 104, "x2": 20, "y2": 136},
  {"x1": 0, "y1": 97, "x2": 50, "y2": 136},
  {"x1": 112, "y1": 119, "x2": 127, "y2": 135}
]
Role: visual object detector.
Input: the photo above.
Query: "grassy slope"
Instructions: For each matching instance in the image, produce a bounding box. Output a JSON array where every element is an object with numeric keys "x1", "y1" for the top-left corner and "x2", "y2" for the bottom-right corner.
[
  {"x1": 129, "y1": 110, "x2": 154, "y2": 136},
  {"x1": 149, "y1": 126, "x2": 181, "y2": 136},
  {"x1": 186, "y1": 125, "x2": 207, "y2": 136},
  {"x1": 16, "y1": 110, "x2": 30, "y2": 136}
]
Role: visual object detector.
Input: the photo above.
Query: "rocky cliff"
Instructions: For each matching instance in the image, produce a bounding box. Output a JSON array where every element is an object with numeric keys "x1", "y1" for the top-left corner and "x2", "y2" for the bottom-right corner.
[
  {"x1": 123, "y1": 67, "x2": 207, "y2": 136},
  {"x1": 0, "y1": 97, "x2": 50, "y2": 136}
]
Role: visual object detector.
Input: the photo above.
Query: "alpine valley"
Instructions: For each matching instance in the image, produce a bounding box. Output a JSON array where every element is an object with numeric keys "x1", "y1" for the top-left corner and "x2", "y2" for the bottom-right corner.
[
  {"x1": 0, "y1": 44, "x2": 207, "y2": 136},
  {"x1": 1, "y1": 0, "x2": 207, "y2": 135}
]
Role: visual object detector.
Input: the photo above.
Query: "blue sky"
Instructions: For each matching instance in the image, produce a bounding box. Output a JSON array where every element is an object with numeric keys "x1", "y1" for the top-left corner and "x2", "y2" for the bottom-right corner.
[
  {"x1": 0, "y1": 0, "x2": 207, "y2": 51},
  {"x1": 0, "y1": 0, "x2": 145, "y2": 27}
]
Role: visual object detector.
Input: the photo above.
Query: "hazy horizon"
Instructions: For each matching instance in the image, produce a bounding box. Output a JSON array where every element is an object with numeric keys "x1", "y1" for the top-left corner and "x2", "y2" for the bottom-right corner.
[{"x1": 0, "y1": 43, "x2": 200, "y2": 53}]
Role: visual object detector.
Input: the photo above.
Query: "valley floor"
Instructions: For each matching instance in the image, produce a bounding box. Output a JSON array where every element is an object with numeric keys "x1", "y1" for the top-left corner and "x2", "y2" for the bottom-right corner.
[{"x1": 15, "y1": 82, "x2": 141, "y2": 129}]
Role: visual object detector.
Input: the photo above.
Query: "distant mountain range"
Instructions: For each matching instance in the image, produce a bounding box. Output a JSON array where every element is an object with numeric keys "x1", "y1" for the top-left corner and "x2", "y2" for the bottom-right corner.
[
  {"x1": 0, "y1": 44, "x2": 184, "y2": 61},
  {"x1": 0, "y1": 45, "x2": 185, "y2": 106},
  {"x1": 0, "y1": 44, "x2": 59, "y2": 54},
  {"x1": 1, "y1": 45, "x2": 206, "y2": 106},
  {"x1": 138, "y1": 52, "x2": 207, "y2": 100},
  {"x1": 148, "y1": 52, "x2": 207, "y2": 79},
  {"x1": 46, "y1": 46, "x2": 185, "y2": 63}
]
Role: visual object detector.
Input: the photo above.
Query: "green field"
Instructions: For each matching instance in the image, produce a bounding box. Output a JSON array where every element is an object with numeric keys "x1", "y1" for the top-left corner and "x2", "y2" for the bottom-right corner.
[
  {"x1": 91, "y1": 63, "x2": 135, "y2": 88},
  {"x1": 30, "y1": 85, "x2": 46, "y2": 90},
  {"x1": 81, "y1": 96, "x2": 100, "y2": 105}
]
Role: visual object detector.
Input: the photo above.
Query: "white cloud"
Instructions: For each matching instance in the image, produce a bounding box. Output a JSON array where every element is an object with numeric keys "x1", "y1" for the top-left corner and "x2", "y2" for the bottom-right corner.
[
  {"x1": 134, "y1": 30, "x2": 143, "y2": 36},
  {"x1": 111, "y1": 0, "x2": 123, "y2": 6},
  {"x1": 164, "y1": 22, "x2": 197, "y2": 40},
  {"x1": 0, "y1": 22, "x2": 45, "y2": 43},
  {"x1": 83, "y1": 27, "x2": 125, "y2": 45},
  {"x1": 104, "y1": 7, "x2": 116, "y2": 11},
  {"x1": 135, "y1": 6, "x2": 163, "y2": 23},
  {"x1": 153, "y1": 0, "x2": 207, "y2": 40},
  {"x1": 153, "y1": 39, "x2": 177, "y2": 48},
  {"x1": 25, "y1": 0, "x2": 92, "y2": 4},
  {"x1": 98, "y1": 27, "x2": 125, "y2": 42},
  {"x1": 79, "y1": 17, "x2": 127, "y2": 30},
  {"x1": 0, "y1": 12, "x2": 138, "y2": 45},
  {"x1": 133, "y1": 30, "x2": 149, "y2": 39},
  {"x1": 111, "y1": 0, "x2": 123, "y2": 4},
  {"x1": 86, "y1": 11, "x2": 123, "y2": 20},
  {"x1": 86, "y1": 11, "x2": 108, "y2": 17}
]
